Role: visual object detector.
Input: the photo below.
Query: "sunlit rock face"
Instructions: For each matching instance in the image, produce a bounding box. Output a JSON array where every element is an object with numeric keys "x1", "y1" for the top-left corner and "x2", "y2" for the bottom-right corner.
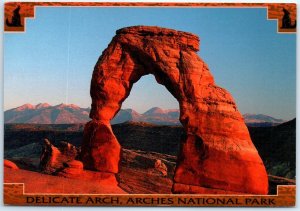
[{"x1": 81, "y1": 25, "x2": 268, "y2": 194}]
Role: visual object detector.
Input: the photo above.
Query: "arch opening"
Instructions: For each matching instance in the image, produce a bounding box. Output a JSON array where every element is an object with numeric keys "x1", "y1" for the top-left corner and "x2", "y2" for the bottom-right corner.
[
  {"x1": 110, "y1": 75, "x2": 183, "y2": 193},
  {"x1": 111, "y1": 74, "x2": 180, "y2": 125}
]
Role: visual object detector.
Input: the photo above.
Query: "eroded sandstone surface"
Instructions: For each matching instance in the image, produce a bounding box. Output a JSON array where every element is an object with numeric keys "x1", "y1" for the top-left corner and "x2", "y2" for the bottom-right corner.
[
  {"x1": 81, "y1": 26, "x2": 268, "y2": 194},
  {"x1": 40, "y1": 139, "x2": 79, "y2": 174}
]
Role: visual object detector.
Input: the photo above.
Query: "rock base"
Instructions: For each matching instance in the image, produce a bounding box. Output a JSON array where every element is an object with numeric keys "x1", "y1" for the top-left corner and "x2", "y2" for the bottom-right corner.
[{"x1": 58, "y1": 169, "x2": 118, "y2": 187}]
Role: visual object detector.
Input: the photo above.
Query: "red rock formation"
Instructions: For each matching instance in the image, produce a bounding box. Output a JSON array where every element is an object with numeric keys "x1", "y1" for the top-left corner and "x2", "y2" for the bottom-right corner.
[
  {"x1": 81, "y1": 121, "x2": 120, "y2": 173},
  {"x1": 40, "y1": 139, "x2": 79, "y2": 174},
  {"x1": 57, "y1": 160, "x2": 83, "y2": 177},
  {"x1": 39, "y1": 139, "x2": 61, "y2": 174},
  {"x1": 4, "y1": 159, "x2": 19, "y2": 170},
  {"x1": 4, "y1": 167, "x2": 125, "y2": 194},
  {"x1": 81, "y1": 25, "x2": 268, "y2": 194},
  {"x1": 154, "y1": 159, "x2": 168, "y2": 176}
]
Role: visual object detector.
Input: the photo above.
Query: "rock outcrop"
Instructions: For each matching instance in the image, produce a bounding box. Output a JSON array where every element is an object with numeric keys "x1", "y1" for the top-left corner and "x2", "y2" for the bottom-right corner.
[
  {"x1": 57, "y1": 160, "x2": 84, "y2": 178},
  {"x1": 40, "y1": 139, "x2": 79, "y2": 174},
  {"x1": 81, "y1": 25, "x2": 268, "y2": 194},
  {"x1": 4, "y1": 159, "x2": 19, "y2": 170},
  {"x1": 154, "y1": 159, "x2": 168, "y2": 176}
]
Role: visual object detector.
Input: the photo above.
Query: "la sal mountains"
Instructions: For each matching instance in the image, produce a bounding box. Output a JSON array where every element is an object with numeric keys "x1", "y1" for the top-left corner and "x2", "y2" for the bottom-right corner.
[
  {"x1": 4, "y1": 103, "x2": 180, "y2": 125},
  {"x1": 4, "y1": 103, "x2": 90, "y2": 124},
  {"x1": 243, "y1": 113, "x2": 285, "y2": 127},
  {"x1": 5, "y1": 103, "x2": 287, "y2": 126},
  {"x1": 111, "y1": 107, "x2": 180, "y2": 125}
]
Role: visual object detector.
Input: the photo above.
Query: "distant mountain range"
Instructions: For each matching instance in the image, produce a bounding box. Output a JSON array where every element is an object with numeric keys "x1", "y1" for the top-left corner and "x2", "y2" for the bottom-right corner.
[
  {"x1": 111, "y1": 107, "x2": 180, "y2": 125},
  {"x1": 243, "y1": 113, "x2": 285, "y2": 127},
  {"x1": 4, "y1": 103, "x2": 90, "y2": 124},
  {"x1": 4, "y1": 103, "x2": 287, "y2": 126}
]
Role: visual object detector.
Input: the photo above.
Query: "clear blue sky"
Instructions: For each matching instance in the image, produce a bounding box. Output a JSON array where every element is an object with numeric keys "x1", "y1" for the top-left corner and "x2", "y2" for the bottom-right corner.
[{"x1": 4, "y1": 7, "x2": 296, "y2": 120}]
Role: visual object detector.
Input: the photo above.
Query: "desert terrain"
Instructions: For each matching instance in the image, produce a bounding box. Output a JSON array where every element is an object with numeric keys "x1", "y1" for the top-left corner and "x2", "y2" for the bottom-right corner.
[{"x1": 4, "y1": 118, "x2": 295, "y2": 194}]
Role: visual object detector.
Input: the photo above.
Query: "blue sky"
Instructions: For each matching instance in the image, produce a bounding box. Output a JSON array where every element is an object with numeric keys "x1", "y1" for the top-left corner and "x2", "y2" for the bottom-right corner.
[{"x1": 4, "y1": 7, "x2": 296, "y2": 120}]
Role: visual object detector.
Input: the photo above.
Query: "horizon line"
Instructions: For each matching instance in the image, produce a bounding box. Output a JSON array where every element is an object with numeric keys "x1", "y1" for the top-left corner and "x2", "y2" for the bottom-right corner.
[{"x1": 4, "y1": 102, "x2": 293, "y2": 121}]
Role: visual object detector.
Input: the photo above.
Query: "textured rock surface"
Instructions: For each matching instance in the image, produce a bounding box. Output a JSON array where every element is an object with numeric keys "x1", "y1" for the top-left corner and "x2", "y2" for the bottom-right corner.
[
  {"x1": 4, "y1": 167, "x2": 125, "y2": 194},
  {"x1": 118, "y1": 149, "x2": 176, "y2": 193},
  {"x1": 57, "y1": 160, "x2": 83, "y2": 178},
  {"x1": 39, "y1": 139, "x2": 62, "y2": 174},
  {"x1": 40, "y1": 139, "x2": 79, "y2": 174},
  {"x1": 81, "y1": 121, "x2": 121, "y2": 173},
  {"x1": 82, "y1": 25, "x2": 268, "y2": 194},
  {"x1": 154, "y1": 159, "x2": 168, "y2": 176}
]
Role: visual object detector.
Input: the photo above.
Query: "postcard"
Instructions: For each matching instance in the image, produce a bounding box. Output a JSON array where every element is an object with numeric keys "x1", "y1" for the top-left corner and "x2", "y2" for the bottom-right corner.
[{"x1": 3, "y1": 1, "x2": 296, "y2": 207}]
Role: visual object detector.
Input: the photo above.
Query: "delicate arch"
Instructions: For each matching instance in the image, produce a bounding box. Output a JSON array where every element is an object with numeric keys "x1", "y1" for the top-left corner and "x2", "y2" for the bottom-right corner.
[{"x1": 81, "y1": 26, "x2": 268, "y2": 194}]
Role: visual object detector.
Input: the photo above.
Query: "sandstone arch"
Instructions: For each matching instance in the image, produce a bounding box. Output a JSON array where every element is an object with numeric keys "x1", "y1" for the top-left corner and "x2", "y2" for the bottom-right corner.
[{"x1": 81, "y1": 26, "x2": 268, "y2": 194}]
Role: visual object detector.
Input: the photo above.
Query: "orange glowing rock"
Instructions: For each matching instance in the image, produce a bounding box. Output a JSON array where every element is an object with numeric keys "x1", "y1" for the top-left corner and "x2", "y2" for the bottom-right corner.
[
  {"x1": 81, "y1": 26, "x2": 268, "y2": 194},
  {"x1": 4, "y1": 159, "x2": 19, "y2": 170}
]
